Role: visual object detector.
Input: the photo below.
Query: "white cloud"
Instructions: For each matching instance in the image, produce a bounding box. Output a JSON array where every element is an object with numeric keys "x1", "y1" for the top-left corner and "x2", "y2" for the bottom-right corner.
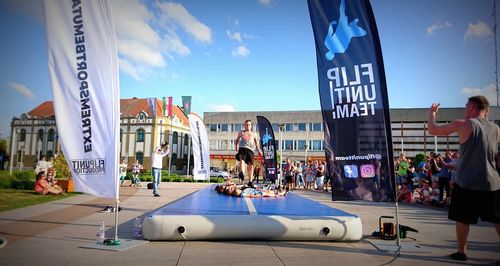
[
  {"x1": 226, "y1": 30, "x2": 242, "y2": 42},
  {"x1": 208, "y1": 103, "x2": 236, "y2": 112},
  {"x1": 426, "y1": 21, "x2": 452, "y2": 36},
  {"x1": 109, "y1": 0, "x2": 212, "y2": 81},
  {"x1": 157, "y1": 2, "x2": 212, "y2": 44},
  {"x1": 232, "y1": 45, "x2": 250, "y2": 57},
  {"x1": 460, "y1": 84, "x2": 498, "y2": 104},
  {"x1": 118, "y1": 40, "x2": 166, "y2": 67},
  {"x1": 111, "y1": 0, "x2": 160, "y2": 47},
  {"x1": 162, "y1": 29, "x2": 191, "y2": 56},
  {"x1": 464, "y1": 21, "x2": 493, "y2": 40},
  {"x1": 258, "y1": 0, "x2": 272, "y2": 6},
  {"x1": 118, "y1": 58, "x2": 143, "y2": 81},
  {"x1": 7, "y1": 82, "x2": 35, "y2": 99}
]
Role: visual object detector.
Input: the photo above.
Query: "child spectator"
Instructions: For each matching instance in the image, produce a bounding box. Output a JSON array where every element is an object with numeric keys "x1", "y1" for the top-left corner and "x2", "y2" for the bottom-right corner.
[{"x1": 397, "y1": 182, "x2": 413, "y2": 203}]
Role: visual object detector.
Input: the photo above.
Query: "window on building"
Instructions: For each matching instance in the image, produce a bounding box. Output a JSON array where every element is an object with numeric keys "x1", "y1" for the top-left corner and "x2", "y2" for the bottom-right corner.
[
  {"x1": 209, "y1": 124, "x2": 217, "y2": 132},
  {"x1": 184, "y1": 134, "x2": 189, "y2": 146},
  {"x1": 209, "y1": 140, "x2": 216, "y2": 150},
  {"x1": 172, "y1": 153, "x2": 177, "y2": 164},
  {"x1": 285, "y1": 123, "x2": 293, "y2": 132},
  {"x1": 136, "y1": 128, "x2": 145, "y2": 142},
  {"x1": 284, "y1": 140, "x2": 294, "y2": 150},
  {"x1": 311, "y1": 123, "x2": 322, "y2": 131},
  {"x1": 312, "y1": 140, "x2": 322, "y2": 151},
  {"x1": 47, "y1": 150, "x2": 54, "y2": 158},
  {"x1": 37, "y1": 129, "x2": 44, "y2": 141},
  {"x1": 19, "y1": 129, "x2": 26, "y2": 142},
  {"x1": 297, "y1": 140, "x2": 306, "y2": 150},
  {"x1": 297, "y1": 123, "x2": 306, "y2": 131},
  {"x1": 47, "y1": 129, "x2": 55, "y2": 141},
  {"x1": 233, "y1": 124, "x2": 242, "y2": 132},
  {"x1": 272, "y1": 123, "x2": 279, "y2": 132},
  {"x1": 221, "y1": 140, "x2": 228, "y2": 150},
  {"x1": 220, "y1": 124, "x2": 228, "y2": 132},
  {"x1": 135, "y1": 152, "x2": 144, "y2": 165},
  {"x1": 173, "y1": 132, "x2": 178, "y2": 144}
]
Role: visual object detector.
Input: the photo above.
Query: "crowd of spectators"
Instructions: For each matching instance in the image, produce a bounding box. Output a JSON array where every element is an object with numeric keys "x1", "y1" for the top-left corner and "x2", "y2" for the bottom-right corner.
[{"x1": 395, "y1": 150, "x2": 460, "y2": 207}]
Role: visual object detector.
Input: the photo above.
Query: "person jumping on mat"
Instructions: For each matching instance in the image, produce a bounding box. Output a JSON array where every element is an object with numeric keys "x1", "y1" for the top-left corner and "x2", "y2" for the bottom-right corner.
[{"x1": 235, "y1": 119, "x2": 262, "y2": 184}]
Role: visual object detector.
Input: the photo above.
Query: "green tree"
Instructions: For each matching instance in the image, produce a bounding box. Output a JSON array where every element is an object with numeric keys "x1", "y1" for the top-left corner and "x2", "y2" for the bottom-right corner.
[
  {"x1": 53, "y1": 153, "x2": 71, "y2": 179},
  {"x1": 413, "y1": 153, "x2": 428, "y2": 170}
]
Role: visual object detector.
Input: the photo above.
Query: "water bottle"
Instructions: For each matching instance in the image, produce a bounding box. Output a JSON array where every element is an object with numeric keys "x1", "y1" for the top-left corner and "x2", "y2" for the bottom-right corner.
[
  {"x1": 133, "y1": 218, "x2": 142, "y2": 238},
  {"x1": 97, "y1": 221, "x2": 105, "y2": 243}
]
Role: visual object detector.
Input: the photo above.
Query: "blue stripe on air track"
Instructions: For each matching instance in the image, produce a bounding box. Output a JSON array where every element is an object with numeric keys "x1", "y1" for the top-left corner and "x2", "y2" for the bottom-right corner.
[{"x1": 150, "y1": 185, "x2": 358, "y2": 217}]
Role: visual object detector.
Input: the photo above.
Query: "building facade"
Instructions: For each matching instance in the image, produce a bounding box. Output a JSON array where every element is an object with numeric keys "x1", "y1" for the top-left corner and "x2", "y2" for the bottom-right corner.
[
  {"x1": 9, "y1": 98, "x2": 193, "y2": 172},
  {"x1": 204, "y1": 107, "x2": 500, "y2": 171}
]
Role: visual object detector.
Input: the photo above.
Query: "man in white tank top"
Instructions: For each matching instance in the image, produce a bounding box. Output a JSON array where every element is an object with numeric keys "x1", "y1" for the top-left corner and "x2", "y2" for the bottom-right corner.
[{"x1": 235, "y1": 120, "x2": 262, "y2": 184}]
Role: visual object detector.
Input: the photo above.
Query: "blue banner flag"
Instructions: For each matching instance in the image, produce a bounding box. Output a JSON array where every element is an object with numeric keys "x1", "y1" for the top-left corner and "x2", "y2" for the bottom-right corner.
[
  {"x1": 308, "y1": 0, "x2": 395, "y2": 201},
  {"x1": 147, "y1": 98, "x2": 157, "y2": 117},
  {"x1": 256, "y1": 116, "x2": 278, "y2": 183}
]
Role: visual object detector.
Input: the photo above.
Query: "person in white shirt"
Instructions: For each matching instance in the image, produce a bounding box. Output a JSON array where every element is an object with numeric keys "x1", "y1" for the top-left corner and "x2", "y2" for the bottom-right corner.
[
  {"x1": 35, "y1": 155, "x2": 49, "y2": 176},
  {"x1": 151, "y1": 142, "x2": 169, "y2": 197}
]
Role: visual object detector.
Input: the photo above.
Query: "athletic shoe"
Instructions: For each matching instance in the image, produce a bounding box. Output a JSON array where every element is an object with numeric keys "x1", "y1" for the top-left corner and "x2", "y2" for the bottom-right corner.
[
  {"x1": 450, "y1": 252, "x2": 467, "y2": 261},
  {"x1": 154, "y1": 193, "x2": 160, "y2": 197}
]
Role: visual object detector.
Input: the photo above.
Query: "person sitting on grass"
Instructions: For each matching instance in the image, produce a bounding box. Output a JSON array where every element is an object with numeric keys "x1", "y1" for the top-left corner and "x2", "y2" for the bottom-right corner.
[
  {"x1": 131, "y1": 159, "x2": 142, "y2": 187},
  {"x1": 34, "y1": 171, "x2": 65, "y2": 196},
  {"x1": 45, "y1": 168, "x2": 63, "y2": 192}
]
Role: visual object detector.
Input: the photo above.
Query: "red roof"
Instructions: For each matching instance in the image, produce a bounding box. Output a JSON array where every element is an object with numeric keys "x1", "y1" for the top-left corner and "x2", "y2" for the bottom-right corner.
[{"x1": 26, "y1": 98, "x2": 191, "y2": 126}]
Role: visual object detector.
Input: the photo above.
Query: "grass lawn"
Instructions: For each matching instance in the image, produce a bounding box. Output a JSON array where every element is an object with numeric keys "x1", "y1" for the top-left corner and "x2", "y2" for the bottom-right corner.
[{"x1": 0, "y1": 189, "x2": 79, "y2": 212}]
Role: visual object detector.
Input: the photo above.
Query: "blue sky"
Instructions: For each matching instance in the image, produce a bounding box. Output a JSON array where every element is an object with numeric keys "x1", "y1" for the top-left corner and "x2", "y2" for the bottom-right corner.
[{"x1": 0, "y1": 0, "x2": 498, "y2": 137}]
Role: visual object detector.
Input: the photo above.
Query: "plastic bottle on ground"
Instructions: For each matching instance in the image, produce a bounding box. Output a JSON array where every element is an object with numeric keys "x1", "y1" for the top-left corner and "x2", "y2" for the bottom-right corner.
[
  {"x1": 133, "y1": 218, "x2": 143, "y2": 238},
  {"x1": 97, "y1": 221, "x2": 105, "y2": 243}
]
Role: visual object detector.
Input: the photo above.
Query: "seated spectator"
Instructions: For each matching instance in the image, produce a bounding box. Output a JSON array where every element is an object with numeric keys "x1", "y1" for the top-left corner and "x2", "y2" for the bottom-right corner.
[
  {"x1": 429, "y1": 181, "x2": 443, "y2": 207},
  {"x1": 397, "y1": 182, "x2": 412, "y2": 203},
  {"x1": 131, "y1": 159, "x2": 142, "y2": 187},
  {"x1": 414, "y1": 180, "x2": 432, "y2": 204},
  {"x1": 34, "y1": 171, "x2": 65, "y2": 196},
  {"x1": 45, "y1": 168, "x2": 63, "y2": 192}
]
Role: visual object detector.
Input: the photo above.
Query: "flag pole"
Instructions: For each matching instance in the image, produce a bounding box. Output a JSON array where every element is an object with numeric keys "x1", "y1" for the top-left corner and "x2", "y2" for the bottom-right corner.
[
  {"x1": 113, "y1": 199, "x2": 120, "y2": 242},
  {"x1": 168, "y1": 116, "x2": 173, "y2": 178},
  {"x1": 187, "y1": 136, "x2": 191, "y2": 178}
]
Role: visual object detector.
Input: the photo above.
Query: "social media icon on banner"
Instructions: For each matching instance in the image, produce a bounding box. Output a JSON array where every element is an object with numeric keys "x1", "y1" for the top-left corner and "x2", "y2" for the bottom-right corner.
[
  {"x1": 343, "y1": 165, "x2": 358, "y2": 178},
  {"x1": 360, "y1": 164, "x2": 375, "y2": 178}
]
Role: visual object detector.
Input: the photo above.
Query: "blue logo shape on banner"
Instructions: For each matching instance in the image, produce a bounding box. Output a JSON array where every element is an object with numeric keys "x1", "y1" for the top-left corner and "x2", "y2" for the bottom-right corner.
[
  {"x1": 324, "y1": 0, "x2": 367, "y2": 60},
  {"x1": 262, "y1": 128, "x2": 272, "y2": 145},
  {"x1": 344, "y1": 165, "x2": 358, "y2": 178}
]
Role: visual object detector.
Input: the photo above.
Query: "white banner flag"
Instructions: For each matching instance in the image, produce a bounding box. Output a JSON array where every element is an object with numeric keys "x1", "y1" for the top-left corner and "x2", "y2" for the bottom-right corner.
[
  {"x1": 188, "y1": 114, "x2": 210, "y2": 181},
  {"x1": 43, "y1": 0, "x2": 120, "y2": 199}
]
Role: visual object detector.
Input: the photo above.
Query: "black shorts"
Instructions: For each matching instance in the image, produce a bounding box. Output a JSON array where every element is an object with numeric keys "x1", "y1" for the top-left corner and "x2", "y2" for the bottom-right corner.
[
  {"x1": 237, "y1": 147, "x2": 254, "y2": 165},
  {"x1": 448, "y1": 184, "x2": 500, "y2": 224}
]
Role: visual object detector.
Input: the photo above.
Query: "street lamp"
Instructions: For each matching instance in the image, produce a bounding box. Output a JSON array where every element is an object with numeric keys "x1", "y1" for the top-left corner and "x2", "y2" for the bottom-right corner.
[
  {"x1": 278, "y1": 123, "x2": 284, "y2": 187},
  {"x1": 304, "y1": 143, "x2": 308, "y2": 163},
  {"x1": 9, "y1": 129, "x2": 17, "y2": 175},
  {"x1": 19, "y1": 145, "x2": 25, "y2": 171}
]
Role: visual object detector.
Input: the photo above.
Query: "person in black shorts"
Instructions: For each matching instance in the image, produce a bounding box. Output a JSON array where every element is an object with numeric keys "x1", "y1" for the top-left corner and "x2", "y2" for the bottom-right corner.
[
  {"x1": 235, "y1": 120, "x2": 262, "y2": 184},
  {"x1": 428, "y1": 96, "x2": 500, "y2": 262}
]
